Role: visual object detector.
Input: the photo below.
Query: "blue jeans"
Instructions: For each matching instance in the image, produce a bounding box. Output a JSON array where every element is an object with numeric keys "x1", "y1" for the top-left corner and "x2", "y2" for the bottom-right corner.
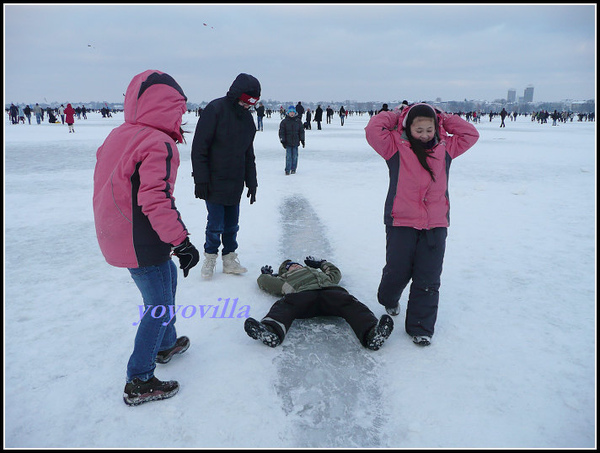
[
  {"x1": 285, "y1": 146, "x2": 298, "y2": 173},
  {"x1": 205, "y1": 202, "x2": 240, "y2": 255},
  {"x1": 127, "y1": 259, "x2": 178, "y2": 382},
  {"x1": 257, "y1": 116, "x2": 263, "y2": 131}
]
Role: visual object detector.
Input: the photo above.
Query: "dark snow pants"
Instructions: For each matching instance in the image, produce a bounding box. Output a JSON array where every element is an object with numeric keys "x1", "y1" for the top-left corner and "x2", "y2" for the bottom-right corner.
[
  {"x1": 261, "y1": 287, "x2": 379, "y2": 347},
  {"x1": 378, "y1": 226, "x2": 447, "y2": 337}
]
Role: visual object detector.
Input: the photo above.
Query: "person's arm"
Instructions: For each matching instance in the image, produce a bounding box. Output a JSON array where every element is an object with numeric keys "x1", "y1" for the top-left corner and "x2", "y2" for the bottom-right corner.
[
  {"x1": 439, "y1": 113, "x2": 480, "y2": 159},
  {"x1": 257, "y1": 272, "x2": 286, "y2": 296},
  {"x1": 191, "y1": 103, "x2": 217, "y2": 186},
  {"x1": 299, "y1": 120, "x2": 305, "y2": 147},
  {"x1": 364, "y1": 111, "x2": 401, "y2": 160},
  {"x1": 245, "y1": 142, "x2": 257, "y2": 204},
  {"x1": 304, "y1": 257, "x2": 342, "y2": 285},
  {"x1": 279, "y1": 120, "x2": 286, "y2": 147},
  {"x1": 137, "y1": 136, "x2": 188, "y2": 247}
]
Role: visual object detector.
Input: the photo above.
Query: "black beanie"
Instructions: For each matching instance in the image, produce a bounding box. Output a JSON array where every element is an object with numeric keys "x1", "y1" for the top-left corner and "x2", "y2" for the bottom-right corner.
[{"x1": 403, "y1": 103, "x2": 437, "y2": 129}]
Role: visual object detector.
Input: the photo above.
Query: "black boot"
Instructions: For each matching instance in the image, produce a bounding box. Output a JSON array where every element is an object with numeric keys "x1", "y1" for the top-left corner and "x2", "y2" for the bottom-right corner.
[
  {"x1": 244, "y1": 318, "x2": 282, "y2": 347},
  {"x1": 365, "y1": 314, "x2": 394, "y2": 350},
  {"x1": 123, "y1": 376, "x2": 179, "y2": 406},
  {"x1": 156, "y1": 336, "x2": 190, "y2": 364}
]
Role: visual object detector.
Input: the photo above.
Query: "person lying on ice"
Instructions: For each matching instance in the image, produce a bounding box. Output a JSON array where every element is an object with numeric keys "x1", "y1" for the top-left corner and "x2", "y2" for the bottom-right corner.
[{"x1": 244, "y1": 256, "x2": 393, "y2": 350}]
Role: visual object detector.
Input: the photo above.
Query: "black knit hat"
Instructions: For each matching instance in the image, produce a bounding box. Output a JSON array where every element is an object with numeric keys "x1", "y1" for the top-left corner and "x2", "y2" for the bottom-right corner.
[
  {"x1": 279, "y1": 260, "x2": 301, "y2": 274},
  {"x1": 403, "y1": 103, "x2": 437, "y2": 128}
]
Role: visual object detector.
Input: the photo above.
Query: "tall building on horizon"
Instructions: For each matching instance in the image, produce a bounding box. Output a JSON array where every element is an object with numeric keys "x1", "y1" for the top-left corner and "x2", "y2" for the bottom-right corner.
[
  {"x1": 524, "y1": 85, "x2": 534, "y2": 103},
  {"x1": 507, "y1": 89, "x2": 517, "y2": 103}
]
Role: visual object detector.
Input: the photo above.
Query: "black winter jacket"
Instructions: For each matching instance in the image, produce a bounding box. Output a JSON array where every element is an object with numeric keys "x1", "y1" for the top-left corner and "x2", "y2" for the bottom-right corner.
[
  {"x1": 279, "y1": 115, "x2": 305, "y2": 148},
  {"x1": 191, "y1": 74, "x2": 260, "y2": 206},
  {"x1": 314, "y1": 106, "x2": 323, "y2": 122}
]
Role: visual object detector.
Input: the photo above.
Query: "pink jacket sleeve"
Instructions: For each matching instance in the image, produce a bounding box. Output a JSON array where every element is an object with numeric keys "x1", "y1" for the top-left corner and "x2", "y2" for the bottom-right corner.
[
  {"x1": 439, "y1": 113, "x2": 480, "y2": 158},
  {"x1": 364, "y1": 111, "x2": 402, "y2": 160},
  {"x1": 136, "y1": 137, "x2": 188, "y2": 247}
]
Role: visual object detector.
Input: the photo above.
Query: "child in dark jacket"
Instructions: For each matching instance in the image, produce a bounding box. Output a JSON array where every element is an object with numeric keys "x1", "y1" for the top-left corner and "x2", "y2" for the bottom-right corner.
[
  {"x1": 245, "y1": 257, "x2": 393, "y2": 350},
  {"x1": 278, "y1": 106, "x2": 305, "y2": 175}
]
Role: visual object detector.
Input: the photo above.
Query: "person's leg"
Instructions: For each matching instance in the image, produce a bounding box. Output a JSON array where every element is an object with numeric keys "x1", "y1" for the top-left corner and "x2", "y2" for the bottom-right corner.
[
  {"x1": 262, "y1": 291, "x2": 321, "y2": 340},
  {"x1": 405, "y1": 228, "x2": 447, "y2": 338},
  {"x1": 221, "y1": 204, "x2": 240, "y2": 255},
  {"x1": 319, "y1": 288, "x2": 379, "y2": 345},
  {"x1": 377, "y1": 226, "x2": 418, "y2": 312},
  {"x1": 290, "y1": 146, "x2": 298, "y2": 173},
  {"x1": 127, "y1": 259, "x2": 178, "y2": 382},
  {"x1": 285, "y1": 147, "x2": 293, "y2": 174},
  {"x1": 204, "y1": 202, "x2": 225, "y2": 254}
]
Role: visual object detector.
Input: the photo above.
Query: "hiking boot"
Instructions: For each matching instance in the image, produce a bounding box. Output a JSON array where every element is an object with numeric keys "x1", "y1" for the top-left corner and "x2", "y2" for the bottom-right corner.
[
  {"x1": 123, "y1": 376, "x2": 179, "y2": 406},
  {"x1": 244, "y1": 317, "x2": 281, "y2": 347},
  {"x1": 385, "y1": 304, "x2": 400, "y2": 316},
  {"x1": 156, "y1": 336, "x2": 190, "y2": 364},
  {"x1": 222, "y1": 252, "x2": 247, "y2": 274},
  {"x1": 201, "y1": 253, "x2": 218, "y2": 278},
  {"x1": 365, "y1": 314, "x2": 394, "y2": 350},
  {"x1": 412, "y1": 335, "x2": 432, "y2": 346}
]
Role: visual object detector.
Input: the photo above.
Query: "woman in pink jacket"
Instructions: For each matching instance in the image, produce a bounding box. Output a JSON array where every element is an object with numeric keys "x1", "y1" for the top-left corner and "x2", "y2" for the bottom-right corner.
[
  {"x1": 365, "y1": 103, "x2": 479, "y2": 346},
  {"x1": 93, "y1": 70, "x2": 199, "y2": 406},
  {"x1": 64, "y1": 103, "x2": 76, "y2": 133}
]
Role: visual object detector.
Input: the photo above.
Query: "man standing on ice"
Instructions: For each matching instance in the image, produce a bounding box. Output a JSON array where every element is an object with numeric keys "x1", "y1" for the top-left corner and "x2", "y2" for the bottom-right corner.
[
  {"x1": 245, "y1": 257, "x2": 394, "y2": 350},
  {"x1": 191, "y1": 73, "x2": 260, "y2": 278}
]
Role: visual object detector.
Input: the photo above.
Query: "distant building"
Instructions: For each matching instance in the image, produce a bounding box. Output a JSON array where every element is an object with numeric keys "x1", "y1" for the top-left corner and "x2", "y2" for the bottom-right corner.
[
  {"x1": 524, "y1": 86, "x2": 534, "y2": 103},
  {"x1": 507, "y1": 89, "x2": 516, "y2": 103}
]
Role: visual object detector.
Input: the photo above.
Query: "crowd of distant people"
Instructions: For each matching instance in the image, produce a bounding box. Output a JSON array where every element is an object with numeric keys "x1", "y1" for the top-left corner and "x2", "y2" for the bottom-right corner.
[
  {"x1": 462, "y1": 109, "x2": 594, "y2": 124},
  {"x1": 7, "y1": 101, "x2": 595, "y2": 129},
  {"x1": 5, "y1": 102, "x2": 119, "y2": 125}
]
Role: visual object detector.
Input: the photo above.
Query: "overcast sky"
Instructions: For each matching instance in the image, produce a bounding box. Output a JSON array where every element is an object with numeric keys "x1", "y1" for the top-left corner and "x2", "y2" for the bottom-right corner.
[{"x1": 4, "y1": 4, "x2": 596, "y2": 105}]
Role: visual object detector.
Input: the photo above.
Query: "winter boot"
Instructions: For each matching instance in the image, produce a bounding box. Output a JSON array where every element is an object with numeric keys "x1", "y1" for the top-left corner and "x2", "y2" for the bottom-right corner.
[
  {"x1": 385, "y1": 304, "x2": 400, "y2": 316},
  {"x1": 244, "y1": 318, "x2": 281, "y2": 347},
  {"x1": 365, "y1": 314, "x2": 394, "y2": 350},
  {"x1": 412, "y1": 335, "x2": 432, "y2": 346},
  {"x1": 201, "y1": 253, "x2": 218, "y2": 278},
  {"x1": 123, "y1": 376, "x2": 179, "y2": 406},
  {"x1": 156, "y1": 336, "x2": 190, "y2": 364},
  {"x1": 222, "y1": 252, "x2": 247, "y2": 274}
]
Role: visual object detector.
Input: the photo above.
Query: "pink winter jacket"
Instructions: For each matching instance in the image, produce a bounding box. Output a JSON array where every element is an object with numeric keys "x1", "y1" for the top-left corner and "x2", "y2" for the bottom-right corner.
[
  {"x1": 93, "y1": 70, "x2": 189, "y2": 268},
  {"x1": 64, "y1": 103, "x2": 75, "y2": 124},
  {"x1": 365, "y1": 106, "x2": 479, "y2": 229}
]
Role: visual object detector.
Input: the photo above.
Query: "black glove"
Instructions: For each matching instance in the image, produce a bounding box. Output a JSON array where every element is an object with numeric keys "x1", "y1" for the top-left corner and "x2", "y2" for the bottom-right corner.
[
  {"x1": 301, "y1": 141, "x2": 305, "y2": 148},
  {"x1": 247, "y1": 186, "x2": 257, "y2": 204},
  {"x1": 261, "y1": 265, "x2": 273, "y2": 275},
  {"x1": 304, "y1": 256, "x2": 325, "y2": 269},
  {"x1": 172, "y1": 238, "x2": 200, "y2": 277},
  {"x1": 195, "y1": 183, "x2": 209, "y2": 199}
]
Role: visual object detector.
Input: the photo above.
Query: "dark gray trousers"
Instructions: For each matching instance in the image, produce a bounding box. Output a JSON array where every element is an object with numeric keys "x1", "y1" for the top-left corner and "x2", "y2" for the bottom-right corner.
[
  {"x1": 262, "y1": 287, "x2": 379, "y2": 346},
  {"x1": 378, "y1": 226, "x2": 447, "y2": 337}
]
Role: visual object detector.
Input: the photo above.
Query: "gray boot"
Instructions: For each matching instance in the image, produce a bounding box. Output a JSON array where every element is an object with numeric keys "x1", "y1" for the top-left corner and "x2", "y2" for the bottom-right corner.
[
  {"x1": 201, "y1": 253, "x2": 218, "y2": 278},
  {"x1": 222, "y1": 252, "x2": 247, "y2": 274}
]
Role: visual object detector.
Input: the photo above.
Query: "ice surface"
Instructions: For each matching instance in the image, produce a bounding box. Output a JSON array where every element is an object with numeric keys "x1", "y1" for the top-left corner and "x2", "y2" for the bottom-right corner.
[{"x1": 4, "y1": 111, "x2": 596, "y2": 448}]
